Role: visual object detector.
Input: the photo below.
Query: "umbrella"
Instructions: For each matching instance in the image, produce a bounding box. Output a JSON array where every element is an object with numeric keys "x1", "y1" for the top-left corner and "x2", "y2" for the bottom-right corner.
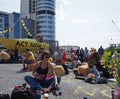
[{"x1": 0, "y1": 51, "x2": 10, "y2": 60}]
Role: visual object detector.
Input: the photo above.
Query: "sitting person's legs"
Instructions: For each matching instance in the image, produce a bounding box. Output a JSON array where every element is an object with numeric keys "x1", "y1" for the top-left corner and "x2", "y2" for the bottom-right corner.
[
  {"x1": 47, "y1": 76, "x2": 61, "y2": 89},
  {"x1": 24, "y1": 75, "x2": 40, "y2": 89},
  {"x1": 25, "y1": 75, "x2": 61, "y2": 93},
  {"x1": 22, "y1": 59, "x2": 32, "y2": 70}
]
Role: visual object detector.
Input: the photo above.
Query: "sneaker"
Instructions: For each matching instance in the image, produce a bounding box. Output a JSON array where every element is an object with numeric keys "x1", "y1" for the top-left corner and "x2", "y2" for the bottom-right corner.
[{"x1": 90, "y1": 80, "x2": 96, "y2": 84}]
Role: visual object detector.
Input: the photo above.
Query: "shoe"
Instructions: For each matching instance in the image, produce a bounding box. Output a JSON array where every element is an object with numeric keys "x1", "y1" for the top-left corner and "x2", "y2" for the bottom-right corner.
[
  {"x1": 51, "y1": 86, "x2": 60, "y2": 91},
  {"x1": 90, "y1": 80, "x2": 96, "y2": 84}
]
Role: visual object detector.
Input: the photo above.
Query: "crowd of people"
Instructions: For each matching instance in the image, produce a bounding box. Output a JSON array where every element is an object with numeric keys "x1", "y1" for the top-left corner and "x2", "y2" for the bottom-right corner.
[
  {"x1": 0, "y1": 47, "x2": 19, "y2": 63},
  {"x1": 52, "y1": 46, "x2": 113, "y2": 84},
  {"x1": 1, "y1": 45, "x2": 112, "y2": 92}
]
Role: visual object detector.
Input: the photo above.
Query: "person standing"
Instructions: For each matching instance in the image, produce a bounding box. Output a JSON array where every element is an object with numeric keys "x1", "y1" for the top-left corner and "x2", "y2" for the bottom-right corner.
[
  {"x1": 80, "y1": 48, "x2": 84, "y2": 62},
  {"x1": 63, "y1": 51, "x2": 67, "y2": 63},
  {"x1": 76, "y1": 47, "x2": 81, "y2": 61},
  {"x1": 9, "y1": 49, "x2": 15, "y2": 63},
  {"x1": 98, "y1": 46, "x2": 104, "y2": 58},
  {"x1": 84, "y1": 47, "x2": 89, "y2": 62},
  {"x1": 14, "y1": 47, "x2": 18, "y2": 63},
  {"x1": 55, "y1": 51, "x2": 63, "y2": 65},
  {"x1": 70, "y1": 48, "x2": 75, "y2": 54}
]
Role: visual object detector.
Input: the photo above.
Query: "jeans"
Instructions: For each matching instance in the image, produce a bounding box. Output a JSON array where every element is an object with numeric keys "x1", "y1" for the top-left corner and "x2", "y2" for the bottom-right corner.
[
  {"x1": 91, "y1": 65, "x2": 101, "y2": 83},
  {"x1": 24, "y1": 75, "x2": 61, "y2": 89}
]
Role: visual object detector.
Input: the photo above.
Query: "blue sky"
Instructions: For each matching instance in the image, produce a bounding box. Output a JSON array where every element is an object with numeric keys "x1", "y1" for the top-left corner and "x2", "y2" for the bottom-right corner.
[{"x1": 0, "y1": 0, "x2": 120, "y2": 49}]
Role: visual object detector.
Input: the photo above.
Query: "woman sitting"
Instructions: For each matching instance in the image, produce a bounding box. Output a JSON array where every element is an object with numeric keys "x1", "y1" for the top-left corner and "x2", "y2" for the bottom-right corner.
[
  {"x1": 84, "y1": 61, "x2": 101, "y2": 84},
  {"x1": 24, "y1": 50, "x2": 61, "y2": 93}
]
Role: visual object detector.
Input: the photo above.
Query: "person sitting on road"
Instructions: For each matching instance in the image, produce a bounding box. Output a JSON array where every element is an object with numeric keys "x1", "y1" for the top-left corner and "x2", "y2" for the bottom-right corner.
[
  {"x1": 73, "y1": 57, "x2": 81, "y2": 68},
  {"x1": 24, "y1": 50, "x2": 61, "y2": 93},
  {"x1": 71, "y1": 52, "x2": 76, "y2": 68},
  {"x1": 84, "y1": 61, "x2": 101, "y2": 84},
  {"x1": 22, "y1": 48, "x2": 35, "y2": 70},
  {"x1": 87, "y1": 48, "x2": 101, "y2": 71}
]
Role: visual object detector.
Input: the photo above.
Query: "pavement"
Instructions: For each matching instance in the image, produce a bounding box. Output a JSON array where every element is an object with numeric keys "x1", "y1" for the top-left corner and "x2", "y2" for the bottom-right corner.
[{"x1": 0, "y1": 64, "x2": 115, "y2": 99}]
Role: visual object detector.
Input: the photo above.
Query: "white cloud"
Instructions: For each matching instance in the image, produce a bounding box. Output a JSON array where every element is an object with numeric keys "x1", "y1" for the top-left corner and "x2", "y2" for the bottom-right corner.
[
  {"x1": 56, "y1": 6, "x2": 66, "y2": 20},
  {"x1": 61, "y1": 0, "x2": 70, "y2": 5},
  {"x1": 80, "y1": 0, "x2": 88, "y2": 4},
  {"x1": 72, "y1": 19, "x2": 89, "y2": 24},
  {"x1": 56, "y1": 0, "x2": 68, "y2": 20}
]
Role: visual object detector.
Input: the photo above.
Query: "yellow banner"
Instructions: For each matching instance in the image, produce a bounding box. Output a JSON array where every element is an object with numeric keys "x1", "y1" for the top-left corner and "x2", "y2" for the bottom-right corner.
[{"x1": 0, "y1": 38, "x2": 49, "y2": 53}]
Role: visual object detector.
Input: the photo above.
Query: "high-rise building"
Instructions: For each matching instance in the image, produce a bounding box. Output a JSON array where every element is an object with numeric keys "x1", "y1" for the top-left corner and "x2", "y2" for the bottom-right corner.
[
  {"x1": 20, "y1": 0, "x2": 35, "y2": 20},
  {"x1": 21, "y1": 18, "x2": 35, "y2": 38},
  {"x1": 9, "y1": 12, "x2": 20, "y2": 39},
  {"x1": 0, "y1": 11, "x2": 9, "y2": 38},
  {"x1": 0, "y1": 11, "x2": 20, "y2": 39},
  {"x1": 20, "y1": 0, "x2": 55, "y2": 41}
]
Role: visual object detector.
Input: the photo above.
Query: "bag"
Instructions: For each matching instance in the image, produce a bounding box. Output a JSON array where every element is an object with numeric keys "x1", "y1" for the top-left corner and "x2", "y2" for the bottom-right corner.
[
  {"x1": 0, "y1": 93, "x2": 10, "y2": 99},
  {"x1": 54, "y1": 65, "x2": 65, "y2": 76},
  {"x1": 11, "y1": 84, "x2": 35, "y2": 99},
  {"x1": 77, "y1": 65, "x2": 90, "y2": 76}
]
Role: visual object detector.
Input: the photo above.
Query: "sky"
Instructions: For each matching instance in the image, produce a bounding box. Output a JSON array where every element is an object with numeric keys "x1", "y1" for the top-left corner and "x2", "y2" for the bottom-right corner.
[{"x1": 0, "y1": 0, "x2": 120, "y2": 49}]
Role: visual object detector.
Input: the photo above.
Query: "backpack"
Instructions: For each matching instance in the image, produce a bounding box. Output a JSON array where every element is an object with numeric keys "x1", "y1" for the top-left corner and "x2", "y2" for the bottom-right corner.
[{"x1": 11, "y1": 84, "x2": 35, "y2": 99}]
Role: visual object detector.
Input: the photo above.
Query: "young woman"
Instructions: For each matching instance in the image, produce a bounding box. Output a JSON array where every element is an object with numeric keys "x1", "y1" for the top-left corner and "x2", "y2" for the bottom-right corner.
[{"x1": 24, "y1": 50, "x2": 61, "y2": 93}]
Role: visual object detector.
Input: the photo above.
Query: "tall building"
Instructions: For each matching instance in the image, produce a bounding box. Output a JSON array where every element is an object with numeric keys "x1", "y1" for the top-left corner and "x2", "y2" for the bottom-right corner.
[
  {"x1": 20, "y1": 0, "x2": 55, "y2": 41},
  {"x1": 0, "y1": 11, "x2": 9, "y2": 38},
  {"x1": 0, "y1": 11, "x2": 20, "y2": 39},
  {"x1": 21, "y1": 18, "x2": 35, "y2": 38},
  {"x1": 9, "y1": 12, "x2": 20, "y2": 39},
  {"x1": 20, "y1": 0, "x2": 35, "y2": 20}
]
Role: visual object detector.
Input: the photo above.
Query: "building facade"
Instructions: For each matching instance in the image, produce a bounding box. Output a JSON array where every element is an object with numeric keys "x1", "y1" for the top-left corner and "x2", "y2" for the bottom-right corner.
[
  {"x1": 21, "y1": 18, "x2": 35, "y2": 38},
  {"x1": 0, "y1": 11, "x2": 9, "y2": 38},
  {"x1": 20, "y1": 0, "x2": 55, "y2": 41},
  {"x1": 0, "y1": 11, "x2": 20, "y2": 39},
  {"x1": 9, "y1": 12, "x2": 20, "y2": 39},
  {"x1": 20, "y1": 0, "x2": 36, "y2": 20},
  {"x1": 36, "y1": 0, "x2": 55, "y2": 41}
]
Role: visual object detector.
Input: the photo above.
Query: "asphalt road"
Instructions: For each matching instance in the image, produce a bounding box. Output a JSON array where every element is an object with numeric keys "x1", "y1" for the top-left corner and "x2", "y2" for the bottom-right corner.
[{"x1": 0, "y1": 64, "x2": 114, "y2": 99}]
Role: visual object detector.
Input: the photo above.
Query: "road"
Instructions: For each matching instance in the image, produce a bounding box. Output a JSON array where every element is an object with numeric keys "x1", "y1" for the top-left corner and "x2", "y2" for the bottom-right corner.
[{"x1": 0, "y1": 64, "x2": 114, "y2": 99}]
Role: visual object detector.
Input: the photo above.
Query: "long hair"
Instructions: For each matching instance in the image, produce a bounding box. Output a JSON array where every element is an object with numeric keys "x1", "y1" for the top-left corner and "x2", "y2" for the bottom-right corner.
[{"x1": 41, "y1": 50, "x2": 50, "y2": 60}]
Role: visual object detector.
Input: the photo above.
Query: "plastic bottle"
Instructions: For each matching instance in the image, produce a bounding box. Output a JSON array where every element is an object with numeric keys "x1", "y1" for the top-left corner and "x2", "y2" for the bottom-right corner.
[
  {"x1": 44, "y1": 93, "x2": 49, "y2": 99},
  {"x1": 36, "y1": 84, "x2": 41, "y2": 99}
]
